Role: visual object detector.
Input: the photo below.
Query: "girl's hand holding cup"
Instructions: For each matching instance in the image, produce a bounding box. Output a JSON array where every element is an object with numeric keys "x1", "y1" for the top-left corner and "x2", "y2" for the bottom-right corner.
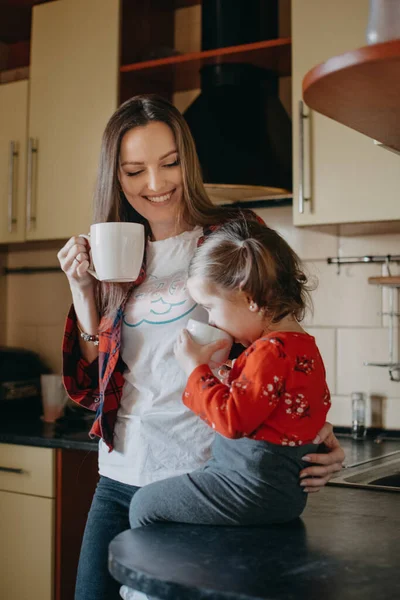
[{"x1": 174, "y1": 320, "x2": 233, "y2": 377}]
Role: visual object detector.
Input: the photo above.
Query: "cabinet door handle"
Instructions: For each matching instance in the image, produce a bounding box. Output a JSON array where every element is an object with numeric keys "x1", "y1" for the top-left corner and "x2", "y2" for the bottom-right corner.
[
  {"x1": 8, "y1": 141, "x2": 18, "y2": 233},
  {"x1": 298, "y1": 100, "x2": 310, "y2": 214},
  {"x1": 26, "y1": 137, "x2": 38, "y2": 232},
  {"x1": 0, "y1": 466, "x2": 24, "y2": 474}
]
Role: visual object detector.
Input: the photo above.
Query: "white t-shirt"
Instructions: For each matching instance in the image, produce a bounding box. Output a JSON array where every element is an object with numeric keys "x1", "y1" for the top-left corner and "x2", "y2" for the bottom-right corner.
[{"x1": 98, "y1": 227, "x2": 215, "y2": 486}]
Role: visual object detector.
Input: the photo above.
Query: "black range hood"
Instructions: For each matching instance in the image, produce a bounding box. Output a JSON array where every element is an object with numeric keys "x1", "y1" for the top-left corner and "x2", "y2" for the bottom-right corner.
[{"x1": 183, "y1": 0, "x2": 292, "y2": 204}]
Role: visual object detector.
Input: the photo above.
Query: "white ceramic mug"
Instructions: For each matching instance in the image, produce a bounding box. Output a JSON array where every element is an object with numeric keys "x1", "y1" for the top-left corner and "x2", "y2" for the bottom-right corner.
[
  {"x1": 80, "y1": 222, "x2": 145, "y2": 283},
  {"x1": 186, "y1": 319, "x2": 233, "y2": 369}
]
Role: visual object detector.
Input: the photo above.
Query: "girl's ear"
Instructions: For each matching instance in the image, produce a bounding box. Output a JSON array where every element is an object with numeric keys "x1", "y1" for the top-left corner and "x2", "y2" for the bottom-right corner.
[{"x1": 246, "y1": 296, "x2": 259, "y2": 313}]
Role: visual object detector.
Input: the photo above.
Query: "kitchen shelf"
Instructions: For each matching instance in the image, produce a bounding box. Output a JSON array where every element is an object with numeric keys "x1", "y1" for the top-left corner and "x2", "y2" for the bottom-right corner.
[
  {"x1": 120, "y1": 38, "x2": 291, "y2": 93},
  {"x1": 368, "y1": 276, "x2": 400, "y2": 287},
  {"x1": 302, "y1": 39, "x2": 400, "y2": 152}
]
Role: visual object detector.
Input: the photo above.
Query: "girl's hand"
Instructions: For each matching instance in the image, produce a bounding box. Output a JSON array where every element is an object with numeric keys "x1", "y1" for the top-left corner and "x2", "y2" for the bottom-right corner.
[
  {"x1": 300, "y1": 422, "x2": 345, "y2": 493},
  {"x1": 217, "y1": 359, "x2": 237, "y2": 383},
  {"x1": 57, "y1": 236, "x2": 94, "y2": 291},
  {"x1": 174, "y1": 329, "x2": 229, "y2": 377}
]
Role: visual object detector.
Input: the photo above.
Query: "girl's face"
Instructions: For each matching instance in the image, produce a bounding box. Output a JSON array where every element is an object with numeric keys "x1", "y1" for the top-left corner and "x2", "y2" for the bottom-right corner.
[
  {"x1": 187, "y1": 277, "x2": 265, "y2": 348},
  {"x1": 118, "y1": 121, "x2": 184, "y2": 237}
]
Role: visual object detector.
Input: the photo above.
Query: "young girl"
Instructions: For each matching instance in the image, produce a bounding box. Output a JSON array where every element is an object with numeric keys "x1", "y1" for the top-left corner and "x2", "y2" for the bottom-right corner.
[{"x1": 128, "y1": 218, "x2": 331, "y2": 529}]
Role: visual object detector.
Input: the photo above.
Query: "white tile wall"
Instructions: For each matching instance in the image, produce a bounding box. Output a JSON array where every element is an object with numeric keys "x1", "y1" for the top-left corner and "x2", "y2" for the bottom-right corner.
[
  {"x1": 255, "y1": 206, "x2": 338, "y2": 260},
  {"x1": 339, "y1": 233, "x2": 400, "y2": 258},
  {"x1": 306, "y1": 328, "x2": 336, "y2": 394},
  {"x1": 6, "y1": 246, "x2": 70, "y2": 372},
  {"x1": 384, "y1": 398, "x2": 400, "y2": 429},
  {"x1": 328, "y1": 395, "x2": 352, "y2": 427},
  {"x1": 303, "y1": 262, "x2": 383, "y2": 328},
  {"x1": 337, "y1": 328, "x2": 399, "y2": 398}
]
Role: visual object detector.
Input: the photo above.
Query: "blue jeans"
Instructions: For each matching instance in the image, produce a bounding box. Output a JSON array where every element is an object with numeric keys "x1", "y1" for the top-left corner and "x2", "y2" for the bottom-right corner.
[{"x1": 75, "y1": 476, "x2": 140, "y2": 600}]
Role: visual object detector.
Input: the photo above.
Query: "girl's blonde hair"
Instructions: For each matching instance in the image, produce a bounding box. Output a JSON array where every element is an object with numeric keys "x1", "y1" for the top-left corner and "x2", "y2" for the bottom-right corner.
[
  {"x1": 188, "y1": 218, "x2": 313, "y2": 323},
  {"x1": 91, "y1": 94, "x2": 241, "y2": 324}
]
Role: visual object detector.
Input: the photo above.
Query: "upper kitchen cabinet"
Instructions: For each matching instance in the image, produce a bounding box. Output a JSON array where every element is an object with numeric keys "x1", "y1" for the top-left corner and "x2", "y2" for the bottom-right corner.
[
  {"x1": 26, "y1": 0, "x2": 120, "y2": 240},
  {"x1": 0, "y1": 80, "x2": 28, "y2": 243},
  {"x1": 292, "y1": 0, "x2": 400, "y2": 228}
]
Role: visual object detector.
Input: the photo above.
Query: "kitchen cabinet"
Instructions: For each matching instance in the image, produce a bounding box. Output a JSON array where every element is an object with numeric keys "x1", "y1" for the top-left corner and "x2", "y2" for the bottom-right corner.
[
  {"x1": 54, "y1": 448, "x2": 98, "y2": 600},
  {"x1": 0, "y1": 443, "x2": 55, "y2": 600},
  {"x1": 302, "y1": 40, "x2": 400, "y2": 155},
  {"x1": 292, "y1": 0, "x2": 400, "y2": 228},
  {"x1": 0, "y1": 0, "x2": 119, "y2": 242},
  {"x1": 0, "y1": 441, "x2": 99, "y2": 600},
  {"x1": 0, "y1": 80, "x2": 28, "y2": 243},
  {"x1": 0, "y1": 492, "x2": 54, "y2": 600},
  {"x1": 26, "y1": 0, "x2": 120, "y2": 240}
]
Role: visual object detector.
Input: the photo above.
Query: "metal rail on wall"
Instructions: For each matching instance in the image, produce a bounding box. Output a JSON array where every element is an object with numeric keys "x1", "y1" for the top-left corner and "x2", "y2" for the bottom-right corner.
[{"x1": 327, "y1": 253, "x2": 400, "y2": 382}]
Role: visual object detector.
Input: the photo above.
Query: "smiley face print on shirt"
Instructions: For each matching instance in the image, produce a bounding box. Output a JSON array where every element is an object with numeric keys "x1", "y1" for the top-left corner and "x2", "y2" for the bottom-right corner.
[{"x1": 123, "y1": 270, "x2": 198, "y2": 328}]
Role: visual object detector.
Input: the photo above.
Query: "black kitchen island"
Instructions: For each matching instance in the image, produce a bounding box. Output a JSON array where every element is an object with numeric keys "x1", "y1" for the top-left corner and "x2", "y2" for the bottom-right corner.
[{"x1": 109, "y1": 477, "x2": 400, "y2": 600}]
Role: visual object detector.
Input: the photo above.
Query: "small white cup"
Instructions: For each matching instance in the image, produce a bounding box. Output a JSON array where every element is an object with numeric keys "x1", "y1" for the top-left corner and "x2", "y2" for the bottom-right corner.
[
  {"x1": 186, "y1": 319, "x2": 233, "y2": 369},
  {"x1": 80, "y1": 222, "x2": 145, "y2": 283},
  {"x1": 40, "y1": 375, "x2": 69, "y2": 423}
]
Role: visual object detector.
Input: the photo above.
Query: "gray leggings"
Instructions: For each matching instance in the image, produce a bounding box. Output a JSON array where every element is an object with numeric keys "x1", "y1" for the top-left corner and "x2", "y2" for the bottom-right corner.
[{"x1": 129, "y1": 436, "x2": 317, "y2": 529}]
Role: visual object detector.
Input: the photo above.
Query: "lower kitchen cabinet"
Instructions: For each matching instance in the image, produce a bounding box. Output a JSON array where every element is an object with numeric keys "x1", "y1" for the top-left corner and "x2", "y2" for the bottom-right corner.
[
  {"x1": 0, "y1": 443, "x2": 99, "y2": 600},
  {"x1": 55, "y1": 448, "x2": 99, "y2": 600},
  {"x1": 0, "y1": 490, "x2": 54, "y2": 600},
  {"x1": 0, "y1": 443, "x2": 55, "y2": 600}
]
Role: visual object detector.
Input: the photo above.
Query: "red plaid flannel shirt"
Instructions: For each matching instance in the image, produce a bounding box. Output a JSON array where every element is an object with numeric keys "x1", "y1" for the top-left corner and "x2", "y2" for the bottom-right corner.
[{"x1": 62, "y1": 215, "x2": 264, "y2": 450}]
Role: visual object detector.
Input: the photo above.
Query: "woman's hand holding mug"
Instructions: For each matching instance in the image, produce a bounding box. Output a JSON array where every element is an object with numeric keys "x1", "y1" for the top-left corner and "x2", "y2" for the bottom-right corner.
[
  {"x1": 57, "y1": 235, "x2": 93, "y2": 291},
  {"x1": 58, "y1": 222, "x2": 145, "y2": 289}
]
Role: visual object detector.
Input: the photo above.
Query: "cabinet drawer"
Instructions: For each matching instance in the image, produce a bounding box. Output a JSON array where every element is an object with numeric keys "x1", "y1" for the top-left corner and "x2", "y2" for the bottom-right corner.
[{"x1": 0, "y1": 443, "x2": 55, "y2": 498}]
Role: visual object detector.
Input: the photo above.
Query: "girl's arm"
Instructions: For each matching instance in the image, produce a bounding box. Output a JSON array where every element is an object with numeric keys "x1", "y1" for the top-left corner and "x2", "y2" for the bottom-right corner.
[{"x1": 183, "y1": 343, "x2": 288, "y2": 439}]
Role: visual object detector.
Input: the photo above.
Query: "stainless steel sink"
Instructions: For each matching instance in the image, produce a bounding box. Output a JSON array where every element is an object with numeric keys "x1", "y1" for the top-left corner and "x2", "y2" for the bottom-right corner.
[{"x1": 328, "y1": 451, "x2": 400, "y2": 492}]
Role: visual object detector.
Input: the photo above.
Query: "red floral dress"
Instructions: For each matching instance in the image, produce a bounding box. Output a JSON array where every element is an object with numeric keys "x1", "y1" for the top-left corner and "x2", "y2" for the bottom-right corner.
[{"x1": 183, "y1": 331, "x2": 331, "y2": 446}]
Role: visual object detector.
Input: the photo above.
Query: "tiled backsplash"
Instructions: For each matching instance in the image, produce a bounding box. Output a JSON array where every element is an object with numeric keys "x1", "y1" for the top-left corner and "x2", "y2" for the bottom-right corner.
[
  {"x1": 256, "y1": 206, "x2": 400, "y2": 430},
  {"x1": 2, "y1": 206, "x2": 400, "y2": 430},
  {"x1": 3, "y1": 246, "x2": 71, "y2": 375}
]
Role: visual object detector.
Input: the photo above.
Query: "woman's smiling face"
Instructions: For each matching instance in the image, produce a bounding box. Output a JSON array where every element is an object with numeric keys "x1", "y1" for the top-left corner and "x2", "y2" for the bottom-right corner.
[{"x1": 118, "y1": 121, "x2": 184, "y2": 238}]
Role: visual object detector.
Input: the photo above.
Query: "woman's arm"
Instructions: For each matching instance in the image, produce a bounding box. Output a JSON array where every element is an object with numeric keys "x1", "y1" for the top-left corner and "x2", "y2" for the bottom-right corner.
[
  {"x1": 58, "y1": 235, "x2": 100, "y2": 363},
  {"x1": 299, "y1": 422, "x2": 345, "y2": 493},
  {"x1": 71, "y1": 284, "x2": 100, "y2": 364},
  {"x1": 58, "y1": 236, "x2": 101, "y2": 408}
]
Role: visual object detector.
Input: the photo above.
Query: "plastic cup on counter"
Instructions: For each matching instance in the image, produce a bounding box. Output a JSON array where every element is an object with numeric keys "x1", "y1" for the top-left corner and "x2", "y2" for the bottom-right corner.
[{"x1": 40, "y1": 374, "x2": 68, "y2": 423}]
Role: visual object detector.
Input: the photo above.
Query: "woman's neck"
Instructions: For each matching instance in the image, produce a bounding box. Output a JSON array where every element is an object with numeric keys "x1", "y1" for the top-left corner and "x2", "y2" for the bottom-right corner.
[{"x1": 149, "y1": 220, "x2": 193, "y2": 241}]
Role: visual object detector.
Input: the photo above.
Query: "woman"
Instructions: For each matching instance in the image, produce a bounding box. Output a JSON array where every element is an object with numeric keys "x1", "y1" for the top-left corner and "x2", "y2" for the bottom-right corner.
[{"x1": 57, "y1": 95, "x2": 345, "y2": 600}]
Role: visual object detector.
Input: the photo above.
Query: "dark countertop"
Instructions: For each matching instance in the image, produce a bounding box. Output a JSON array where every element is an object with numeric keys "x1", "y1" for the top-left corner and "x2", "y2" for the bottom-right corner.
[
  {"x1": 332, "y1": 433, "x2": 400, "y2": 467},
  {"x1": 0, "y1": 411, "x2": 98, "y2": 451},
  {"x1": 109, "y1": 485, "x2": 400, "y2": 600},
  {"x1": 0, "y1": 413, "x2": 399, "y2": 460}
]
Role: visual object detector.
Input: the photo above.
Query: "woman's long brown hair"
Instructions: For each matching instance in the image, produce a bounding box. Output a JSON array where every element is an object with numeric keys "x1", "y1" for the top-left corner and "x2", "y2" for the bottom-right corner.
[{"x1": 92, "y1": 94, "x2": 242, "y2": 325}]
